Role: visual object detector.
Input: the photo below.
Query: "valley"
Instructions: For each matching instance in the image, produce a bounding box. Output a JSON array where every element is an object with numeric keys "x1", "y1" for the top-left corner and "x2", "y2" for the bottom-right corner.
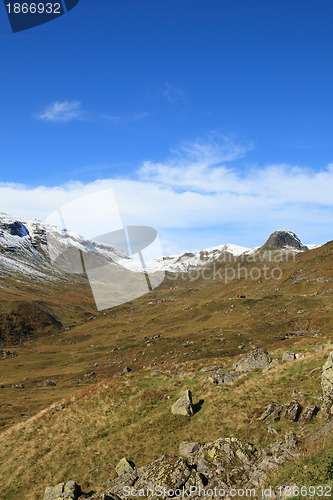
[{"x1": 0, "y1": 215, "x2": 332, "y2": 499}]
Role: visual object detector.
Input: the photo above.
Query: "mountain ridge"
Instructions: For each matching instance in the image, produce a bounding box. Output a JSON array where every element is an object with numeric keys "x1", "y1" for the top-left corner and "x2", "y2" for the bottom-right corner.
[{"x1": 0, "y1": 213, "x2": 321, "y2": 277}]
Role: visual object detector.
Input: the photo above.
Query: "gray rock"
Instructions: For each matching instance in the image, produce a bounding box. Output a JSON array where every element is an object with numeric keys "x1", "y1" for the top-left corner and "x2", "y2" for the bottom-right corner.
[
  {"x1": 123, "y1": 367, "x2": 131, "y2": 373},
  {"x1": 284, "y1": 431, "x2": 297, "y2": 450},
  {"x1": 266, "y1": 405, "x2": 284, "y2": 423},
  {"x1": 258, "y1": 403, "x2": 277, "y2": 421},
  {"x1": 44, "y1": 480, "x2": 81, "y2": 500},
  {"x1": 84, "y1": 372, "x2": 95, "y2": 378},
  {"x1": 44, "y1": 380, "x2": 56, "y2": 387},
  {"x1": 179, "y1": 442, "x2": 201, "y2": 460},
  {"x1": 195, "y1": 437, "x2": 256, "y2": 482},
  {"x1": 299, "y1": 403, "x2": 319, "y2": 425},
  {"x1": 322, "y1": 351, "x2": 333, "y2": 416},
  {"x1": 104, "y1": 471, "x2": 137, "y2": 496},
  {"x1": 284, "y1": 400, "x2": 302, "y2": 422},
  {"x1": 1, "y1": 350, "x2": 18, "y2": 359},
  {"x1": 234, "y1": 348, "x2": 271, "y2": 373},
  {"x1": 282, "y1": 352, "x2": 296, "y2": 362},
  {"x1": 135, "y1": 455, "x2": 191, "y2": 492},
  {"x1": 51, "y1": 404, "x2": 65, "y2": 412},
  {"x1": 115, "y1": 458, "x2": 135, "y2": 476},
  {"x1": 171, "y1": 389, "x2": 194, "y2": 416},
  {"x1": 206, "y1": 368, "x2": 239, "y2": 386}
]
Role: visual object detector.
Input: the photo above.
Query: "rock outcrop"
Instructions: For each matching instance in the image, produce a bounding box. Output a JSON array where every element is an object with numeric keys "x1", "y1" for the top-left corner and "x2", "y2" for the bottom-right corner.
[
  {"x1": 233, "y1": 348, "x2": 271, "y2": 373},
  {"x1": 205, "y1": 368, "x2": 239, "y2": 386},
  {"x1": 282, "y1": 352, "x2": 296, "y2": 362},
  {"x1": 262, "y1": 230, "x2": 308, "y2": 251},
  {"x1": 298, "y1": 403, "x2": 319, "y2": 425},
  {"x1": 56, "y1": 433, "x2": 299, "y2": 500},
  {"x1": 43, "y1": 480, "x2": 81, "y2": 500},
  {"x1": 283, "y1": 400, "x2": 302, "y2": 422}
]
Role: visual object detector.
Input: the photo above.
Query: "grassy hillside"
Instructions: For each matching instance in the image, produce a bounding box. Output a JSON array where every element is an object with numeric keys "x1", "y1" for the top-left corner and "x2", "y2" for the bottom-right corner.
[{"x1": 0, "y1": 242, "x2": 332, "y2": 498}]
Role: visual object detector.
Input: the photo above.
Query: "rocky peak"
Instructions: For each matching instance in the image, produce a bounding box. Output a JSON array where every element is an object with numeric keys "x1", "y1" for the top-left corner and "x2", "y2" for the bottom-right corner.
[
  {"x1": 262, "y1": 230, "x2": 308, "y2": 251},
  {"x1": 0, "y1": 217, "x2": 29, "y2": 238}
]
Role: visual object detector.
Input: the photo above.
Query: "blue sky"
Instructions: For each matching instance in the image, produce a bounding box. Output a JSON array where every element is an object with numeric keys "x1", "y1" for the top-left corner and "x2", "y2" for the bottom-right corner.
[{"x1": 0, "y1": 0, "x2": 333, "y2": 253}]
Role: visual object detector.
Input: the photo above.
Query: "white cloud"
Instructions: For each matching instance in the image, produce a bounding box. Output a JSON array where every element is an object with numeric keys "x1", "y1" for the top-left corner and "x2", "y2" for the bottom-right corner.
[
  {"x1": 0, "y1": 138, "x2": 332, "y2": 252},
  {"x1": 35, "y1": 100, "x2": 83, "y2": 123}
]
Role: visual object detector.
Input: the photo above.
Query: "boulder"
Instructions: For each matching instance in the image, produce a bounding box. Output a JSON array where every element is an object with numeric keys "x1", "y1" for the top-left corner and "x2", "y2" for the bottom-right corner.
[
  {"x1": 195, "y1": 437, "x2": 256, "y2": 483},
  {"x1": 322, "y1": 351, "x2": 333, "y2": 416},
  {"x1": 171, "y1": 389, "x2": 194, "y2": 416},
  {"x1": 1, "y1": 350, "x2": 18, "y2": 359},
  {"x1": 179, "y1": 442, "x2": 201, "y2": 460},
  {"x1": 115, "y1": 458, "x2": 135, "y2": 476},
  {"x1": 266, "y1": 405, "x2": 284, "y2": 423},
  {"x1": 51, "y1": 404, "x2": 65, "y2": 412},
  {"x1": 283, "y1": 400, "x2": 302, "y2": 422},
  {"x1": 44, "y1": 380, "x2": 56, "y2": 387},
  {"x1": 282, "y1": 352, "x2": 296, "y2": 362},
  {"x1": 233, "y1": 348, "x2": 271, "y2": 373},
  {"x1": 104, "y1": 471, "x2": 137, "y2": 496},
  {"x1": 258, "y1": 403, "x2": 277, "y2": 421},
  {"x1": 44, "y1": 480, "x2": 81, "y2": 500},
  {"x1": 134, "y1": 455, "x2": 191, "y2": 492},
  {"x1": 298, "y1": 403, "x2": 319, "y2": 425},
  {"x1": 206, "y1": 368, "x2": 239, "y2": 386}
]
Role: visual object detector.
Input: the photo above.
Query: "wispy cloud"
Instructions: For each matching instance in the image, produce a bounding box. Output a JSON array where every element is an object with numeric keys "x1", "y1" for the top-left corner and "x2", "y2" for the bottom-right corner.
[{"x1": 35, "y1": 100, "x2": 83, "y2": 123}]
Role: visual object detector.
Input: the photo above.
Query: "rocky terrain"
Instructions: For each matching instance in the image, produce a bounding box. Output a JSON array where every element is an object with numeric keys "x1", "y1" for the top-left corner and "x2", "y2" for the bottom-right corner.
[
  {"x1": 43, "y1": 348, "x2": 333, "y2": 500},
  {"x1": 0, "y1": 213, "x2": 332, "y2": 499}
]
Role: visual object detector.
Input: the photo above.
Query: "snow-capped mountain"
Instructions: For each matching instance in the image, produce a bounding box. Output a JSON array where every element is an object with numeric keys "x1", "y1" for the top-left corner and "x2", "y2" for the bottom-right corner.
[
  {"x1": 0, "y1": 213, "x2": 129, "y2": 282},
  {"x1": 261, "y1": 230, "x2": 309, "y2": 251},
  {"x1": 0, "y1": 213, "x2": 320, "y2": 279},
  {"x1": 121, "y1": 243, "x2": 251, "y2": 273}
]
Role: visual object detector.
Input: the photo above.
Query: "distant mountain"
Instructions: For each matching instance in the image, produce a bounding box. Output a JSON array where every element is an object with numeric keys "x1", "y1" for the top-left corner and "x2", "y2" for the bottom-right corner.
[
  {"x1": 261, "y1": 230, "x2": 309, "y2": 251},
  {"x1": 124, "y1": 243, "x2": 251, "y2": 273},
  {"x1": 0, "y1": 213, "x2": 319, "y2": 278},
  {"x1": 0, "y1": 213, "x2": 129, "y2": 283}
]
